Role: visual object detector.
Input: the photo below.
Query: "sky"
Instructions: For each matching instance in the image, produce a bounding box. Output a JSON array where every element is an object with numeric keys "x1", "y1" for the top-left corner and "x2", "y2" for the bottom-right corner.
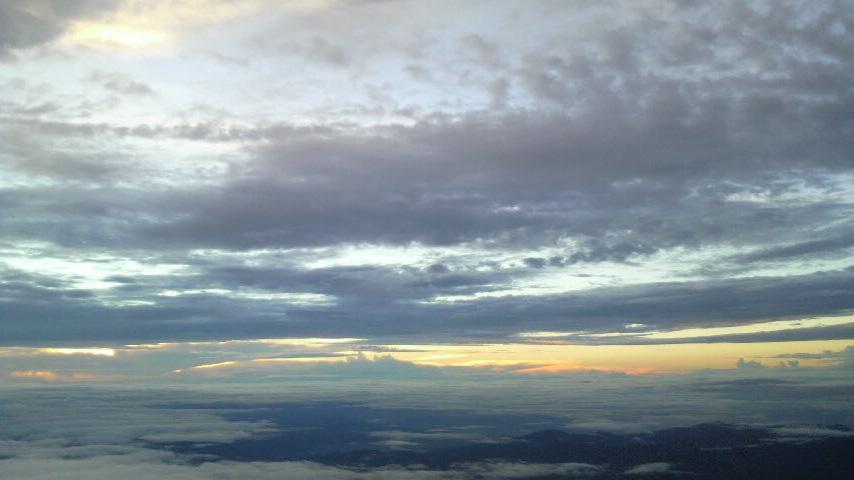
[{"x1": 1, "y1": 1, "x2": 854, "y2": 477}]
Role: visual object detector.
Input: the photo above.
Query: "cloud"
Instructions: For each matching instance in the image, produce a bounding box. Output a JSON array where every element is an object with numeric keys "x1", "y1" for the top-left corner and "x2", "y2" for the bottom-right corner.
[
  {"x1": 736, "y1": 358, "x2": 765, "y2": 369},
  {"x1": 137, "y1": 429, "x2": 271, "y2": 444},
  {"x1": 0, "y1": 356, "x2": 852, "y2": 477},
  {"x1": 771, "y1": 426, "x2": 854, "y2": 439},
  {"x1": 0, "y1": 452, "x2": 605, "y2": 480},
  {"x1": 774, "y1": 350, "x2": 841, "y2": 360},
  {"x1": 369, "y1": 429, "x2": 500, "y2": 445},
  {"x1": 2, "y1": 249, "x2": 854, "y2": 344},
  {"x1": 0, "y1": 386, "x2": 607, "y2": 479},
  {"x1": 1, "y1": 3, "x2": 853, "y2": 477},
  {"x1": 9, "y1": 370, "x2": 85, "y2": 381},
  {"x1": 284, "y1": 37, "x2": 352, "y2": 67},
  {"x1": 89, "y1": 71, "x2": 155, "y2": 96},
  {"x1": 624, "y1": 462, "x2": 676, "y2": 475},
  {"x1": 1, "y1": 0, "x2": 853, "y2": 345},
  {"x1": 459, "y1": 461, "x2": 602, "y2": 478},
  {"x1": 3, "y1": 377, "x2": 853, "y2": 478},
  {"x1": 0, "y1": 0, "x2": 119, "y2": 58},
  {"x1": 0, "y1": 450, "x2": 360, "y2": 480}
]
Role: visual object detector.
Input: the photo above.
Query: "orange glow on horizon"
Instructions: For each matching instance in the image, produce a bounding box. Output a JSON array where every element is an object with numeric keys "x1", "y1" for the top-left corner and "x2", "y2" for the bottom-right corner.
[
  {"x1": 11, "y1": 370, "x2": 59, "y2": 380},
  {"x1": 39, "y1": 347, "x2": 116, "y2": 357},
  {"x1": 165, "y1": 340, "x2": 853, "y2": 379},
  {"x1": 10, "y1": 370, "x2": 94, "y2": 381},
  {"x1": 190, "y1": 360, "x2": 238, "y2": 370},
  {"x1": 381, "y1": 340, "x2": 854, "y2": 373}
]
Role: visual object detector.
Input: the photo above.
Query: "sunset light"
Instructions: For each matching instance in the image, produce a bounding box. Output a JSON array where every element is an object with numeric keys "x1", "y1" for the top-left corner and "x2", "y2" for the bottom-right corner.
[{"x1": 2, "y1": 0, "x2": 853, "y2": 478}]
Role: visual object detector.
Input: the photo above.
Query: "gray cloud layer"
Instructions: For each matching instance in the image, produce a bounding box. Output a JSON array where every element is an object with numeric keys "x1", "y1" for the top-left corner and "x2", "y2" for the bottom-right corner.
[
  {"x1": 0, "y1": 0, "x2": 119, "y2": 58},
  {"x1": 1, "y1": 0, "x2": 853, "y2": 343}
]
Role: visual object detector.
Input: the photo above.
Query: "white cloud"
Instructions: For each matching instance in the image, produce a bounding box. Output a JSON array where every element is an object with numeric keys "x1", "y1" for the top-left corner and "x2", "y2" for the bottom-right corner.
[
  {"x1": 459, "y1": 461, "x2": 602, "y2": 479},
  {"x1": 624, "y1": 462, "x2": 675, "y2": 475},
  {"x1": 771, "y1": 426, "x2": 854, "y2": 439},
  {"x1": 0, "y1": 453, "x2": 606, "y2": 480}
]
